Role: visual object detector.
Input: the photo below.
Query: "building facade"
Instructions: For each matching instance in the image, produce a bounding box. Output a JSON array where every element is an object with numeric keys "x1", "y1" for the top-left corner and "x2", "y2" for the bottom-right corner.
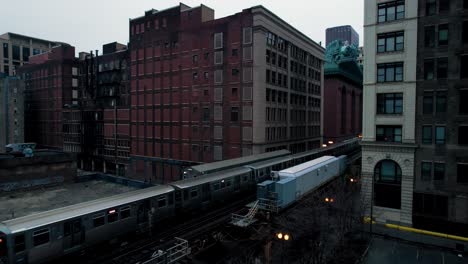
[
  {"x1": 128, "y1": 4, "x2": 324, "y2": 182},
  {"x1": 326, "y1": 25, "x2": 360, "y2": 47},
  {"x1": 0, "y1": 76, "x2": 25, "y2": 150},
  {"x1": 414, "y1": 0, "x2": 468, "y2": 235},
  {"x1": 323, "y1": 40, "x2": 362, "y2": 144},
  {"x1": 0, "y1": 32, "x2": 61, "y2": 76},
  {"x1": 362, "y1": 0, "x2": 418, "y2": 226},
  {"x1": 18, "y1": 44, "x2": 80, "y2": 149}
]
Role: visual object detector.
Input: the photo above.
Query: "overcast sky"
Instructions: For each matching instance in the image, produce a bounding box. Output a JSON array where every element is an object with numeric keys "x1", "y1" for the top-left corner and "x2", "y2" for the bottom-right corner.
[{"x1": 1, "y1": 0, "x2": 363, "y2": 53}]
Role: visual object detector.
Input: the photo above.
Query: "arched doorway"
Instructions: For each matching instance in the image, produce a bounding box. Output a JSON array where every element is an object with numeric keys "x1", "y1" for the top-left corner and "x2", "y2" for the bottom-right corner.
[{"x1": 374, "y1": 159, "x2": 402, "y2": 209}]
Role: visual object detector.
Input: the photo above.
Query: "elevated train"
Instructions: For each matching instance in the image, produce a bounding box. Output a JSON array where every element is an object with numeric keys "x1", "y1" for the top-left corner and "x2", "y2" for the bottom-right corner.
[{"x1": 0, "y1": 138, "x2": 359, "y2": 264}]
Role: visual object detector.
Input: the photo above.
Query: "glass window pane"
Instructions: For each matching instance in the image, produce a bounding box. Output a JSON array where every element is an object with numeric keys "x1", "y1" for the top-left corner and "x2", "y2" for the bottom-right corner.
[
  {"x1": 386, "y1": 67, "x2": 395, "y2": 81},
  {"x1": 436, "y1": 127, "x2": 445, "y2": 144},
  {"x1": 387, "y1": 6, "x2": 396, "y2": 21},
  {"x1": 386, "y1": 38, "x2": 395, "y2": 51},
  {"x1": 434, "y1": 163, "x2": 445, "y2": 181},
  {"x1": 421, "y1": 162, "x2": 432, "y2": 181},
  {"x1": 423, "y1": 126, "x2": 432, "y2": 144}
]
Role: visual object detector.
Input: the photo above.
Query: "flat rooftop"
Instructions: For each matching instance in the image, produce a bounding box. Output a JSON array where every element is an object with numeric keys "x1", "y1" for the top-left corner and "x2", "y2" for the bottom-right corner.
[{"x1": 0, "y1": 180, "x2": 138, "y2": 222}]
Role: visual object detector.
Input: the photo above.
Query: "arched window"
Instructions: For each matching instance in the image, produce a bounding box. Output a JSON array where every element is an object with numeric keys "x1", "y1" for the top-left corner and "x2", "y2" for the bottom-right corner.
[{"x1": 374, "y1": 160, "x2": 402, "y2": 209}]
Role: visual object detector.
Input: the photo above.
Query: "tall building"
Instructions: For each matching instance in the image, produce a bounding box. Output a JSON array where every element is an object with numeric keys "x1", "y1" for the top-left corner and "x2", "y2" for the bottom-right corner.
[
  {"x1": 129, "y1": 3, "x2": 324, "y2": 182},
  {"x1": 0, "y1": 75, "x2": 25, "y2": 150},
  {"x1": 323, "y1": 40, "x2": 362, "y2": 144},
  {"x1": 18, "y1": 44, "x2": 80, "y2": 149},
  {"x1": 326, "y1": 25, "x2": 359, "y2": 47},
  {"x1": 414, "y1": 0, "x2": 468, "y2": 235},
  {"x1": 362, "y1": 0, "x2": 468, "y2": 236},
  {"x1": 0, "y1": 32, "x2": 61, "y2": 76},
  {"x1": 362, "y1": 0, "x2": 418, "y2": 226}
]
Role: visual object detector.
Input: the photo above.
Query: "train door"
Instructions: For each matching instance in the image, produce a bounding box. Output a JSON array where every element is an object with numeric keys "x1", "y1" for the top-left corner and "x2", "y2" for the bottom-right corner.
[
  {"x1": 201, "y1": 183, "x2": 211, "y2": 202},
  {"x1": 63, "y1": 219, "x2": 84, "y2": 250},
  {"x1": 137, "y1": 200, "x2": 150, "y2": 224},
  {"x1": 234, "y1": 176, "x2": 240, "y2": 191}
]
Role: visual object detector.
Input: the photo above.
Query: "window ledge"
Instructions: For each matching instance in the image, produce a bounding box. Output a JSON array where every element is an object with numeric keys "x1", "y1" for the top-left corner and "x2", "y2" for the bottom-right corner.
[
  {"x1": 376, "y1": 113, "x2": 403, "y2": 116},
  {"x1": 376, "y1": 50, "x2": 404, "y2": 55}
]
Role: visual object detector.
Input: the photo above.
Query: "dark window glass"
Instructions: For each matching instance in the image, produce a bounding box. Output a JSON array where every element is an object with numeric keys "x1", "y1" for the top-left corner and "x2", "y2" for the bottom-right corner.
[
  {"x1": 423, "y1": 92, "x2": 433, "y2": 114},
  {"x1": 425, "y1": 26, "x2": 436, "y2": 47},
  {"x1": 120, "y1": 207, "x2": 131, "y2": 219},
  {"x1": 378, "y1": 1, "x2": 405, "y2": 23},
  {"x1": 158, "y1": 197, "x2": 167, "y2": 207},
  {"x1": 377, "y1": 62, "x2": 403, "y2": 82},
  {"x1": 424, "y1": 59, "x2": 434, "y2": 80},
  {"x1": 33, "y1": 48, "x2": 41, "y2": 55},
  {"x1": 436, "y1": 58, "x2": 448, "y2": 79},
  {"x1": 12, "y1": 45, "x2": 20, "y2": 60},
  {"x1": 434, "y1": 163, "x2": 445, "y2": 181},
  {"x1": 266, "y1": 50, "x2": 270, "y2": 63},
  {"x1": 461, "y1": 56, "x2": 468, "y2": 79},
  {"x1": 461, "y1": 90, "x2": 468, "y2": 114},
  {"x1": 426, "y1": 0, "x2": 436, "y2": 15},
  {"x1": 422, "y1": 126, "x2": 432, "y2": 144},
  {"x1": 435, "y1": 91, "x2": 447, "y2": 113},
  {"x1": 3, "y1": 66, "x2": 8, "y2": 76},
  {"x1": 438, "y1": 24, "x2": 449, "y2": 46},
  {"x1": 459, "y1": 126, "x2": 468, "y2": 145},
  {"x1": 266, "y1": 69, "x2": 270, "y2": 83},
  {"x1": 231, "y1": 107, "x2": 239, "y2": 122},
  {"x1": 190, "y1": 188, "x2": 198, "y2": 198},
  {"x1": 192, "y1": 55, "x2": 198, "y2": 63},
  {"x1": 232, "y1": 68, "x2": 239, "y2": 76},
  {"x1": 421, "y1": 162, "x2": 432, "y2": 181},
  {"x1": 33, "y1": 229, "x2": 50, "y2": 246},
  {"x1": 22, "y1": 47, "x2": 30, "y2": 61},
  {"x1": 439, "y1": 0, "x2": 449, "y2": 12},
  {"x1": 232, "y1": 49, "x2": 238, "y2": 56},
  {"x1": 376, "y1": 125, "x2": 402, "y2": 143},
  {"x1": 14, "y1": 234, "x2": 25, "y2": 253},
  {"x1": 377, "y1": 93, "x2": 403, "y2": 114},
  {"x1": 457, "y1": 163, "x2": 468, "y2": 183},
  {"x1": 435, "y1": 126, "x2": 445, "y2": 144},
  {"x1": 465, "y1": 0, "x2": 468, "y2": 9},
  {"x1": 374, "y1": 160, "x2": 402, "y2": 209},
  {"x1": 2, "y1": 43, "x2": 8, "y2": 58},
  {"x1": 93, "y1": 215, "x2": 105, "y2": 227},
  {"x1": 377, "y1": 31, "x2": 404, "y2": 53},
  {"x1": 107, "y1": 210, "x2": 118, "y2": 223},
  {"x1": 414, "y1": 193, "x2": 448, "y2": 217},
  {"x1": 203, "y1": 108, "x2": 209, "y2": 121}
]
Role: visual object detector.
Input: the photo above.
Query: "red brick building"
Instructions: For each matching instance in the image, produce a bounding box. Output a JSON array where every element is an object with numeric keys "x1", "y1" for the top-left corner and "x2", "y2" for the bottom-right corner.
[
  {"x1": 19, "y1": 44, "x2": 79, "y2": 149},
  {"x1": 129, "y1": 4, "x2": 324, "y2": 182}
]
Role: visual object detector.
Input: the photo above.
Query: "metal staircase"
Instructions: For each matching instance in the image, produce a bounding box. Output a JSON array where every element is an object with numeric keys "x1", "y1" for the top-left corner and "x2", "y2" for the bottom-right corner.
[{"x1": 231, "y1": 200, "x2": 259, "y2": 227}]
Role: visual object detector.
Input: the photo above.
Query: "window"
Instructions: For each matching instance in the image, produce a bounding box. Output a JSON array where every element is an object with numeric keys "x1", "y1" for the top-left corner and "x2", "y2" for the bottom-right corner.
[
  {"x1": 377, "y1": 93, "x2": 403, "y2": 114},
  {"x1": 190, "y1": 188, "x2": 198, "y2": 198},
  {"x1": 14, "y1": 234, "x2": 25, "y2": 253},
  {"x1": 465, "y1": 0, "x2": 468, "y2": 9},
  {"x1": 425, "y1": 26, "x2": 436, "y2": 47},
  {"x1": 435, "y1": 126, "x2": 445, "y2": 144},
  {"x1": 421, "y1": 162, "x2": 432, "y2": 181},
  {"x1": 376, "y1": 126, "x2": 402, "y2": 142},
  {"x1": 266, "y1": 50, "x2": 271, "y2": 63},
  {"x1": 378, "y1": 1, "x2": 405, "y2": 23},
  {"x1": 12, "y1": 45, "x2": 20, "y2": 60},
  {"x1": 2, "y1": 43, "x2": 8, "y2": 58},
  {"x1": 22, "y1": 47, "x2": 30, "y2": 61},
  {"x1": 435, "y1": 91, "x2": 447, "y2": 113},
  {"x1": 33, "y1": 229, "x2": 50, "y2": 246},
  {"x1": 424, "y1": 59, "x2": 434, "y2": 80},
  {"x1": 438, "y1": 24, "x2": 449, "y2": 46},
  {"x1": 120, "y1": 207, "x2": 131, "y2": 219},
  {"x1": 232, "y1": 49, "x2": 238, "y2": 56},
  {"x1": 458, "y1": 163, "x2": 468, "y2": 183},
  {"x1": 231, "y1": 107, "x2": 239, "y2": 122},
  {"x1": 93, "y1": 214, "x2": 105, "y2": 227},
  {"x1": 162, "y1": 18, "x2": 167, "y2": 28},
  {"x1": 214, "y1": 51, "x2": 223, "y2": 65},
  {"x1": 434, "y1": 163, "x2": 445, "y2": 181},
  {"x1": 214, "y1": 69, "x2": 223, "y2": 84},
  {"x1": 214, "y1": 32, "x2": 223, "y2": 49},
  {"x1": 266, "y1": 69, "x2": 271, "y2": 83},
  {"x1": 158, "y1": 197, "x2": 167, "y2": 207},
  {"x1": 232, "y1": 68, "x2": 239, "y2": 76},
  {"x1": 192, "y1": 72, "x2": 198, "y2": 80},
  {"x1": 204, "y1": 71, "x2": 209, "y2": 80},
  {"x1": 204, "y1": 52, "x2": 209, "y2": 60},
  {"x1": 423, "y1": 92, "x2": 433, "y2": 114},
  {"x1": 203, "y1": 108, "x2": 210, "y2": 121},
  {"x1": 461, "y1": 55, "x2": 468, "y2": 79},
  {"x1": 377, "y1": 62, "x2": 403, "y2": 82},
  {"x1": 461, "y1": 90, "x2": 468, "y2": 114},
  {"x1": 243, "y1": 27, "x2": 253, "y2": 44},
  {"x1": 414, "y1": 193, "x2": 448, "y2": 217},
  {"x1": 193, "y1": 55, "x2": 198, "y2": 63},
  {"x1": 374, "y1": 160, "x2": 402, "y2": 209},
  {"x1": 107, "y1": 209, "x2": 118, "y2": 223},
  {"x1": 377, "y1": 31, "x2": 404, "y2": 53},
  {"x1": 436, "y1": 58, "x2": 448, "y2": 79},
  {"x1": 426, "y1": 0, "x2": 436, "y2": 15},
  {"x1": 459, "y1": 126, "x2": 468, "y2": 145},
  {"x1": 422, "y1": 126, "x2": 432, "y2": 144},
  {"x1": 439, "y1": 0, "x2": 449, "y2": 12},
  {"x1": 463, "y1": 21, "x2": 468, "y2": 44}
]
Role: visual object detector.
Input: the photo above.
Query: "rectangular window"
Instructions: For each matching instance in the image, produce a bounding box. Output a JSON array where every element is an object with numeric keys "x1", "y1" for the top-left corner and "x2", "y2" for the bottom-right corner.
[
  {"x1": 93, "y1": 215, "x2": 105, "y2": 227},
  {"x1": 439, "y1": 0, "x2": 449, "y2": 12},
  {"x1": 12, "y1": 45, "x2": 20, "y2": 60},
  {"x1": 425, "y1": 26, "x2": 436, "y2": 47},
  {"x1": 203, "y1": 108, "x2": 210, "y2": 121},
  {"x1": 435, "y1": 91, "x2": 447, "y2": 113},
  {"x1": 423, "y1": 92, "x2": 433, "y2": 114},
  {"x1": 424, "y1": 59, "x2": 434, "y2": 80},
  {"x1": 434, "y1": 163, "x2": 445, "y2": 181},
  {"x1": 107, "y1": 209, "x2": 118, "y2": 223},
  {"x1": 232, "y1": 49, "x2": 238, "y2": 57},
  {"x1": 461, "y1": 55, "x2": 468, "y2": 79},
  {"x1": 193, "y1": 54, "x2": 198, "y2": 63},
  {"x1": 2, "y1": 43, "x2": 8, "y2": 58},
  {"x1": 426, "y1": 0, "x2": 436, "y2": 15},
  {"x1": 458, "y1": 163, "x2": 468, "y2": 183},
  {"x1": 377, "y1": 93, "x2": 403, "y2": 114},
  {"x1": 158, "y1": 197, "x2": 167, "y2": 207},
  {"x1": 214, "y1": 51, "x2": 223, "y2": 65},
  {"x1": 376, "y1": 125, "x2": 402, "y2": 143},
  {"x1": 378, "y1": 1, "x2": 405, "y2": 23},
  {"x1": 435, "y1": 126, "x2": 445, "y2": 144},
  {"x1": 231, "y1": 107, "x2": 239, "y2": 122},
  {"x1": 190, "y1": 188, "x2": 198, "y2": 198},
  {"x1": 214, "y1": 69, "x2": 223, "y2": 84},
  {"x1": 214, "y1": 32, "x2": 223, "y2": 49},
  {"x1": 14, "y1": 234, "x2": 26, "y2": 253},
  {"x1": 459, "y1": 126, "x2": 468, "y2": 145},
  {"x1": 461, "y1": 90, "x2": 468, "y2": 114},
  {"x1": 438, "y1": 24, "x2": 449, "y2": 46},
  {"x1": 22, "y1": 47, "x2": 30, "y2": 61},
  {"x1": 422, "y1": 126, "x2": 432, "y2": 144},
  {"x1": 33, "y1": 229, "x2": 50, "y2": 246},
  {"x1": 120, "y1": 207, "x2": 131, "y2": 219},
  {"x1": 377, "y1": 31, "x2": 404, "y2": 53},
  {"x1": 377, "y1": 62, "x2": 403, "y2": 82},
  {"x1": 421, "y1": 162, "x2": 432, "y2": 181},
  {"x1": 436, "y1": 58, "x2": 448, "y2": 79},
  {"x1": 243, "y1": 27, "x2": 253, "y2": 44}
]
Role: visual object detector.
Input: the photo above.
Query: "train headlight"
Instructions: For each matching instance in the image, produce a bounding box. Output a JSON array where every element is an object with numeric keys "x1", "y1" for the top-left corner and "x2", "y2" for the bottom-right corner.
[
  {"x1": 284, "y1": 234, "x2": 290, "y2": 241},
  {"x1": 277, "y1": 233, "x2": 283, "y2": 239}
]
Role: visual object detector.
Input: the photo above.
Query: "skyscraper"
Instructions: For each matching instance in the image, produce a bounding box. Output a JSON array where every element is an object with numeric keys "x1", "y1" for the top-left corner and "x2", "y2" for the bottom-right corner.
[{"x1": 326, "y1": 25, "x2": 359, "y2": 47}]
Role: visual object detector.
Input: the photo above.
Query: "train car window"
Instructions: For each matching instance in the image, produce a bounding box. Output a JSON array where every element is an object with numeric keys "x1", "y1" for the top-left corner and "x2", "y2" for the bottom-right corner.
[
  {"x1": 226, "y1": 180, "x2": 232, "y2": 187},
  {"x1": 33, "y1": 228, "x2": 50, "y2": 246},
  {"x1": 183, "y1": 190, "x2": 189, "y2": 200},
  {"x1": 107, "y1": 209, "x2": 118, "y2": 223},
  {"x1": 242, "y1": 175, "x2": 248, "y2": 182},
  {"x1": 213, "y1": 183, "x2": 220, "y2": 190},
  {"x1": 158, "y1": 197, "x2": 167, "y2": 207},
  {"x1": 190, "y1": 188, "x2": 198, "y2": 198},
  {"x1": 168, "y1": 193, "x2": 174, "y2": 205},
  {"x1": 120, "y1": 207, "x2": 131, "y2": 219},
  {"x1": 14, "y1": 234, "x2": 25, "y2": 253},
  {"x1": 64, "y1": 222, "x2": 71, "y2": 236},
  {"x1": 220, "y1": 181, "x2": 226, "y2": 188},
  {"x1": 0, "y1": 234, "x2": 7, "y2": 257},
  {"x1": 93, "y1": 214, "x2": 105, "y2": 227},
  {"x1": 260, "y1": 170, "x2": 265, "y2": 177}
]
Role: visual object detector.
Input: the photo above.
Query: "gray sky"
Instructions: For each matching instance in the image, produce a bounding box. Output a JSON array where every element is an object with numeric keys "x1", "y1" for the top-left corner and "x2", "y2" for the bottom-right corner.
[{"x1": 1, "y1": 0, "x2": 363, "y2": 53}]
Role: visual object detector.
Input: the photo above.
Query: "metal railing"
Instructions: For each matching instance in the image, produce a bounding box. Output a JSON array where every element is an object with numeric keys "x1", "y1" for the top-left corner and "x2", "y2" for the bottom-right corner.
[
  {"x1": 142, "y1": 237, "x2": 190, "y2": 264},
  {"x1": 231, "y1": 200, "x2": 259, "y2": 227}
]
